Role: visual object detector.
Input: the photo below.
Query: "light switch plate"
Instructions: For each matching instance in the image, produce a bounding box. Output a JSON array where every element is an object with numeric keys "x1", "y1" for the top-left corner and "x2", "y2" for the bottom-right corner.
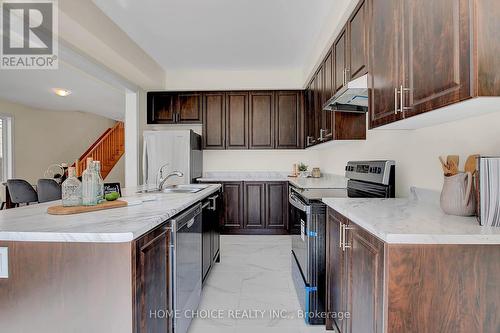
[{"x1": 0, "y1": 247, "x2": 8, "y2": 278}]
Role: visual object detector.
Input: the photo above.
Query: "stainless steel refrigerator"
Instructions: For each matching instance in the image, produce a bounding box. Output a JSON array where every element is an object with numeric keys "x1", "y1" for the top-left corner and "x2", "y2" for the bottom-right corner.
[{"x1": 142, "y1": 130, "x2": 203, "y2": 186}]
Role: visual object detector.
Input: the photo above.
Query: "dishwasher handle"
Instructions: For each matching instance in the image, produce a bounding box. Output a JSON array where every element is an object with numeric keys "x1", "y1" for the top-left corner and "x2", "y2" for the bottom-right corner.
[{"x1": 172, "y1": 203, "x2": 202, "y2": 231}]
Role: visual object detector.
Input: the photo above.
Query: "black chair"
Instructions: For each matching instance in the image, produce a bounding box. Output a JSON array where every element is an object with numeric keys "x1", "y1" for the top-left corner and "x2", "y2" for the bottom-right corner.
[
  {"x1": 37, "y1": 179, "x2": 62, "y2": 203},
  {"x1": 6, "y1": 179, "x2": 38, "y2": 207}
]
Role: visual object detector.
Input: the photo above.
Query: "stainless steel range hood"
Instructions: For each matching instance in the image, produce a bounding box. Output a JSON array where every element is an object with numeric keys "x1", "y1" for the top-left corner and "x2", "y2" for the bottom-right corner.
[{"x1": 323, "y1": 74, "x2": 368, "y2": 113}]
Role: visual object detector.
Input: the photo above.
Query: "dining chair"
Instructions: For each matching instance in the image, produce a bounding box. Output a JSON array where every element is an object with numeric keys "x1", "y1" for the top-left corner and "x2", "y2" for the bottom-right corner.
[
  {"x1": 6, "y1": 179, "x2": 38, "y2": 207},
  {"x1": 37, "y1": 179, "x2": 62, "y2": 203}
]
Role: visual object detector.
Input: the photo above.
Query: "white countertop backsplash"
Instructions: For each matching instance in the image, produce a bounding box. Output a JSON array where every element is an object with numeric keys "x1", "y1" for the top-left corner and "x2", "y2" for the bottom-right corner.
[
  {"x1": 322, "y1": 187, "x2": 500, "y2": 245},
  {"x1": 0, "y1": 184, "x2": 221, "y2": 243},
  {"x1": 198, "y1": 171, "x2": 348, "y2": 189}
]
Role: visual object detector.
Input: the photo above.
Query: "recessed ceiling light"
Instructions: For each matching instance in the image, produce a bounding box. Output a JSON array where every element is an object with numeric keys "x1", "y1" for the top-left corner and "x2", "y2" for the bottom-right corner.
[{"x1": 52, "y1": 88, "x2": 72, "y2": 97}]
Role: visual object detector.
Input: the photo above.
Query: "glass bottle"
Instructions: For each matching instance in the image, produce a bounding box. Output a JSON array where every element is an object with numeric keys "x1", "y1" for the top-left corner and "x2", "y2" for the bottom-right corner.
[
  {"x1": 82, "y1": 158, "x2": 97, "y2": 206},
  {"x1": 61, "y1": 167, "x2": 82, "y2": 207},
  {"x1": 94, "y1": 161, "x2": 104, "y2": 203}
]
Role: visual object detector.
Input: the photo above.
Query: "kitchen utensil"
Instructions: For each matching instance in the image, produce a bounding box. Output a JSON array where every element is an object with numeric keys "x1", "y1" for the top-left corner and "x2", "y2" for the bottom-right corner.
[
  {"x1": 439, "y1": 156, "x2": 450, "y2": 175},
  {"x1": 447, "y1": 155, "x2": 459, "y2": 170},
  {"x1": 448, "y1": 159, "x2": 459, "y2": 176},
  {"x1": 440, "y1": 172, "x2": 476, "y2": 216},
  {"x1": 464, "y1": 154, "x2": 479, "y2": 175}
]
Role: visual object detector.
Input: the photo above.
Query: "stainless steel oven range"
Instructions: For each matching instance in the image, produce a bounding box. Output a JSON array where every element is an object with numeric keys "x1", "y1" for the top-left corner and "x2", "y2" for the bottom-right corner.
[{"x1": 290, "y1": 160, "x2": 395, "y2": 325}]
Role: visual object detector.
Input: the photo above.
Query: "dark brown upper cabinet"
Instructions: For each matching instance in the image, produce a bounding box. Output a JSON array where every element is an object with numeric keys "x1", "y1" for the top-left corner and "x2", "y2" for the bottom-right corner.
[
  {"x1": 202, "y1": 92, "x2": 225, "y2": 149},
  {"x1": 368, "y1": 0, "x2": 402, "y2": 128},
  {"x1": 347, "y1": 0, "x2": 368, "y2": 80},
  {"x1": 177, "y1": 92, "x2": 202, "y2": 123},
  {"x1": 313, "y1": 67, "x2": 324, "y2": 142},
  {"x1": 225, "y1": 92, "x2": 249, "y2": 149},
  {"x1": 275, "y1": 91, "x2": 303, "y2": 149},
  {"x1": 369, "y1": 0, "x2": 473, "y2": 129},
  {"x1": 147, "y1": 92, "x2": 201, "y2": 124},
  {"x1": 305, "y1": 81, "x2": 317, "y2": 147},
  {"x1": 400, "y1": 0, "x2": 471, "y2": 119},
  {"x1": 333, "y1": 26, "x2": 348, "y2": 94},
  {"x1": 249, "y1": 91, "x2": 274, "y2": 149},
  {"x1": 320, "y1": 50, "x2": 334, "y2": 142},
  {"x1": 147, "y1": 92, "x2": 176, "y2": 123}
]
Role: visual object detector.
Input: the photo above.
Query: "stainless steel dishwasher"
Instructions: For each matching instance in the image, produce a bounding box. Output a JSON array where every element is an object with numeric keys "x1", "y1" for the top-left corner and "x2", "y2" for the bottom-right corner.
[{"x1": 170, "y1": 203, "x2": 202, "y2": 333}]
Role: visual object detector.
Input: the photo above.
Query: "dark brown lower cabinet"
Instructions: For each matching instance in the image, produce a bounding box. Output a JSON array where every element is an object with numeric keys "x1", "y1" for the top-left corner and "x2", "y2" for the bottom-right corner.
[
  {"x1": 134, "y1": 224, "x2": 171, "y2": 333},
  {"x1": 221, "y1": 182, "x2": 244, "y2": 230},
  {"x1": 244, "y1": 182, "x2": 266, "y2": 229},
  {"x1": 266, "y1": 182, "x2": 288, "y2": 229},
  {"x1": 326, "y1": 208, "x2": 500, "y2": 333},
  {"x1": 200, "y1": 181, "x2": 289, "y2": 234}
]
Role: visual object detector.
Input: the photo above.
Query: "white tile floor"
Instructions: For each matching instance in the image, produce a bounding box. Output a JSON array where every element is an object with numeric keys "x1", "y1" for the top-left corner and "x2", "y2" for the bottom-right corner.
[{"x1": 189, "y1": 235, "x2": 327, "y2": 333}]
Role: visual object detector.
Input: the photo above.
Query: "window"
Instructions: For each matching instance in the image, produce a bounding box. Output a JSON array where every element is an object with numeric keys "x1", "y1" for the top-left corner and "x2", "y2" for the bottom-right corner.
[{"x1": 0, "y1": 115, "x2": 12, "y2": 182}]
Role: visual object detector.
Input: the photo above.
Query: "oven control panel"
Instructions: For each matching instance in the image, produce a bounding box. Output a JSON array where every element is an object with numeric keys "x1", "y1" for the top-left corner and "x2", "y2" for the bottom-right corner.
[{"x1": 345, "y1": 160, "x2": 395, "y2": 185}]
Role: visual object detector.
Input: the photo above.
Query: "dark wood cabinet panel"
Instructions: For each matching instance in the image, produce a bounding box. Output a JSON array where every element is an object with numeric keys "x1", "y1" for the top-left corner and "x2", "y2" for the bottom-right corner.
[
  {"x1": 135, "y1": 226, "x2": 171, "y2": 333},
  {"x1": 202, "y1": 92, "x2": 226, "y2": 149},
  {"x1": 177, "y1": 92, "x2": 202, "y2": 123},
  {"x1": 225, "y1": 92, "x2": 249, "y2": 149},
  {"x1": 313, "y1": 68, "x2": 323, "y2": 142},
  {"x1": 326, "y1": 211, "x2": 348, "y2": 332},
  {"x1": 147, "y1": 92, "x2": 176, "y2": 123},
  {"x1": 265, "y1": 182, "x2": 288, "y2": 229},
  {"x1": 249, "y1": 92, "x2": 274, "y2": 149},
  {"x1": 275, "y1": 91, "x2": 302, "y2": 149},
  {"x1": 345, "y1": 222, "x2": 385, "y2": 333},
  {"x1": 305, "y1": 82, "x2": 317, "y2": 147},
  {"x1": 321, "y1": 51, "x2": 334, "y2": 142},
  {"x1": 200, "y1": 181, "x2": 288, "y2": 235},
  {"x1": 244, "y1": 182, "x2": 266, "y2": 229},
  {"x1": 402, "y1": 0, "x2": 471, "y2": 117},
  {"x1": 476, "y1": 0, "x2": 500, "y2": 96},
  {"x1": 348, "y1": 0, "x2": 368, "y2": 80},
  {"x1": 333, "y1": 27, "x2": 347, "y2": 94},
  {"x1": 333, "y1": 112, "x2": 366, "y2": 140},
  {"x1": 369, "y1": 0, "x2": 402, "y2": 128},
  {"x1": 222, "y1": 182, "x2": 243, "y2": 229}
]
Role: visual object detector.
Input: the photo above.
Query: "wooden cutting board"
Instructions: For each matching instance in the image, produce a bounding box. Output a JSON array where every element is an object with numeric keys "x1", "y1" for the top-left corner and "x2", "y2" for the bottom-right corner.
[{"x1": 47, "y1": 200, "x2": 127, "y2": 215}]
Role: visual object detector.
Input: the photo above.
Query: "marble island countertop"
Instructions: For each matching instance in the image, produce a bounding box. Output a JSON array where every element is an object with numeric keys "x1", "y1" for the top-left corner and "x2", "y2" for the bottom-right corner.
[
  {"x1": 198, "y1": 171, "x2": 347, "y2": 189},
  {"x1": 0, "y1": 184, "x2": 221, "y2": 243},
  {"x1": 322, "y1": 188, "x2": 500, "y2": 244}
]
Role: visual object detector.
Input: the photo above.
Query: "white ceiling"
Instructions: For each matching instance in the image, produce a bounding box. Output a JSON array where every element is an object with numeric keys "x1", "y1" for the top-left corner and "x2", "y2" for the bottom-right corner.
[
  {"x1": 0, "y1": 61, "x2": 126, "y2": 120},
  {"x1": 92, "y1": 0, "x2": 336, "y2": 72}
]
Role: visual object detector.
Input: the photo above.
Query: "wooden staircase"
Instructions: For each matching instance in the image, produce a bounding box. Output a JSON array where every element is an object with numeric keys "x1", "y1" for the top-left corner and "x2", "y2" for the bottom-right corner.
[{"x1": 74, "y1": 122, "x2": 124, "y2": 179}]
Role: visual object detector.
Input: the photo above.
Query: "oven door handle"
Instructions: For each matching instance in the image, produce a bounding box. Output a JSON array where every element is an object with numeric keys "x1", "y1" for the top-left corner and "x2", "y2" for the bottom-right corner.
[{"x1": 289, "y1": 193, "x2": 310, "y2": 213}]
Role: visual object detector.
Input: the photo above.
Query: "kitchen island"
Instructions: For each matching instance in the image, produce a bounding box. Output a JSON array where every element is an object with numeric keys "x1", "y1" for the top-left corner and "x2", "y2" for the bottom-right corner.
[
  {"x1": 0, "y1": 184, "x2": 221, "y2": 333},
  {"x1": 322, "y1": 188, "x2": 500, "y2": 333}
]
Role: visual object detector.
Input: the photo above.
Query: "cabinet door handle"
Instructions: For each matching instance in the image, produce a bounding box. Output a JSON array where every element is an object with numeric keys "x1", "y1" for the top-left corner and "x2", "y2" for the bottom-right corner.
[
  {"x1": 339, "y1": 222, "x2": 343, "y2": 249},
  {"x1": 394, "y1": 87, "x2": 399, "y2": 114},
  {"x1": 401, "y1": 86, "x2": 411, "y2": 113},
  {"x1": 342, "y1": 225, "x2": 355, "y2": 251}
]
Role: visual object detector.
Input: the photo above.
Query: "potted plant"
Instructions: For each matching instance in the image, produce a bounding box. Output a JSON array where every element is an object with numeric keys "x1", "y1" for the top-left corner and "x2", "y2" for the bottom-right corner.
[{"x1": 298, "y1": 162, "x2": 309, "y2": 178}]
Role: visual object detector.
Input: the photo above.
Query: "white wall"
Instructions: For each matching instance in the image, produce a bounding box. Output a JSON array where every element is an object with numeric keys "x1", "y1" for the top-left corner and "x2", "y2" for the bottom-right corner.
[{"x1": 316, "y1": 111, "x2": 500, "y2": 196}]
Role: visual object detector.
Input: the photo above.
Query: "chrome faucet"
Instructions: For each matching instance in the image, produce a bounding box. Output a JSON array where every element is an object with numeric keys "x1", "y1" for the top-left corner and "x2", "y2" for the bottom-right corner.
[{"x1": 157, "y1": 164, "x2": 184, "y2": 190}]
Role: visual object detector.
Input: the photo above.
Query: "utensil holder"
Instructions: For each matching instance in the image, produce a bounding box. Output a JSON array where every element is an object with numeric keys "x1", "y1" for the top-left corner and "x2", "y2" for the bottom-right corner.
[{"x1": 440, "y1": 172, "x2": 476, "y2": 216}]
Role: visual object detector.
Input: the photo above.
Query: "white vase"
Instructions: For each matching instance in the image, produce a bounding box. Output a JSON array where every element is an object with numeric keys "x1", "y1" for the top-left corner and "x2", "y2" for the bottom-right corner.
[{"x1": 440, "y1": 172, "x2": 476, "y2": 216}]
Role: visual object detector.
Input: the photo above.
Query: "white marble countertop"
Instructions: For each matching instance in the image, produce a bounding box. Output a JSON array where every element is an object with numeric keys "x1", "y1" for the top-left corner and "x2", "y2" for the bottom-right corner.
[
  {"x1": 198, "y1": 171, "x2": 347, "y2": 189},
  {"x1": 322, "y1": 188, "x2": 500, "y2": 244},
  {"x1": 0, "y1": 184, "x2": 221, "y2": 243}
]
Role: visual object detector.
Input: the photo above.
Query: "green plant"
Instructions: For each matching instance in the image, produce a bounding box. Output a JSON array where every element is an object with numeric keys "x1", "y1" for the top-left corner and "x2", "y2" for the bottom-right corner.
[{"x1": 298, "y1": 162, "x2": 308, "y2": 172}]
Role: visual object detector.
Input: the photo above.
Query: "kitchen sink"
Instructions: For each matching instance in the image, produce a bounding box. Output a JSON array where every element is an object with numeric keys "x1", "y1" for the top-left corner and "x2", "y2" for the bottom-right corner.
[
  {"x1": 162, "y1": 184, "x2": 209, "y2": 193},
  {"x1": 137, "y1": 184, "x2": 209, "y2": 194}
]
